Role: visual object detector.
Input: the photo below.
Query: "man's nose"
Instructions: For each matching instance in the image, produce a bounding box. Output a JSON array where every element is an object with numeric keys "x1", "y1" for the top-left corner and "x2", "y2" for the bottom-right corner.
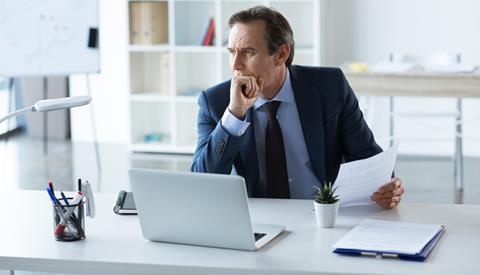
[{"x1": 231, "y1": 54, "x2": 244, "y2": 70}]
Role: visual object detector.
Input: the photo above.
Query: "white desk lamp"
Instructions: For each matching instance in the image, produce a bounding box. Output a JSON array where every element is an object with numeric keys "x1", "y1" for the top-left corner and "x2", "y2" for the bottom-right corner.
[{"x1": 0, "y1": 96, "x2": 91, "y2": 125}]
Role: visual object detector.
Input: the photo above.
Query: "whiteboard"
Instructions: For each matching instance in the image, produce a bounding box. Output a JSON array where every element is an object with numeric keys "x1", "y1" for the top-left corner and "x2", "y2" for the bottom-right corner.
[{"x1": 0, "y1": 0, "x2": 100, "y2": 76}]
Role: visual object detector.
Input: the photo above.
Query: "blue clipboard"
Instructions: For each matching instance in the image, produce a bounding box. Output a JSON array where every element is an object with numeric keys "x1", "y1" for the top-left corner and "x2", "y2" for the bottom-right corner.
[{"x1": 333, "y1": 226, "x2": 445, "y2": 261}]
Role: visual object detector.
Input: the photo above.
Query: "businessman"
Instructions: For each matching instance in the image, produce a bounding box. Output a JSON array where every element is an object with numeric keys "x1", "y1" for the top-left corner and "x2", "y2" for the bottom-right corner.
[{"x1": 191, "y1": 6, "x2": 404, "y2": 208}]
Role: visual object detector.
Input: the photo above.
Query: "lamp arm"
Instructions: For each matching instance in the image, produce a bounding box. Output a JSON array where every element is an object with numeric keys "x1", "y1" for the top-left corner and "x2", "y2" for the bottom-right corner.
[
  {"x1": 0, "y1": 106, "x2": 33, "y2": 125},
  {"x1": 0, "y1": 95, "x2": 91, "y2": 125}
]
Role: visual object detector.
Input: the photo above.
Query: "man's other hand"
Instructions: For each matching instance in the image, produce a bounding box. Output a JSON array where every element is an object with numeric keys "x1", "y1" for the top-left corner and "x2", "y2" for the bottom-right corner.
[{"x1": 371, "y1": 177, "x2": 404, "y2": 209}]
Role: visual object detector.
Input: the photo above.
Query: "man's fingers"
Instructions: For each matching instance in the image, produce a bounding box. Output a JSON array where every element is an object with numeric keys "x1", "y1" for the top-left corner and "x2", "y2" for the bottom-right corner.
[
  {"x1": 234, "y1": 77, "x2": 247, "y2": 95},
  {"x1": 378, "y1": 178, "x2": 401, "y2": 193},
  {"x1": 375, "y1": 197, "x2": 394, "y2": 204},
  {"x1": 385, "y1": 202, "x2": 398, "y2": 209},
  {"x1": 246, "y1": 79, "x2": 254, "y2": 96},
  {"x1": 373, "y1": 195, "x2": 402, "y2": 205},
  {"x1": 245, "y1": 78, "x2": 253, "y2": 97},
  {"x1": 235, "y1": 76, "x2": 259, "y2": 98},
  {"x1": 373, "y1": 187, "x2": 404, "y2": 199},
  {"x1": 377, "y1": 201, "x2": 392, "y2": 209},
  {"x1": 245, "y1": 78, "x2": 258, "y2": 99},
  {"x1": 395, "y1": 187, "x2": 404, "y2": 197},
  {"x1": 378, "y1": 182, "x2": 398, "y2": 193},
  {"x1": 250, "y1": 78, "x2": 258, "y2": 97},
  {"x1": 387, "y1": 196, "x2": 401, "y2": 204},
  {"x1": 372, "y1": 177, "x2": 404, "y2": 209},
  {"x1": 377, "y1": 198, "x2": 400, "y2": 209},
  {"x1": 378, "y1": 183, "x2": 395, "y2": 193}
]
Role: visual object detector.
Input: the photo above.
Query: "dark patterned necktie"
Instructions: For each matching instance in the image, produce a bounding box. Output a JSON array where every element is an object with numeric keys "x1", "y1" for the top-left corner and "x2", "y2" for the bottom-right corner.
[{"x1": 263, "y1": 101, "x2": 290, "y2": 198}]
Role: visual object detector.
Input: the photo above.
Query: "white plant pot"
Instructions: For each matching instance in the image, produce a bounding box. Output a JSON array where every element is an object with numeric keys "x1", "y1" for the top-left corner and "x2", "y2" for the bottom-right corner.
[{"x1": 313, "y1": 200, "x2": 340, "y2": 228}]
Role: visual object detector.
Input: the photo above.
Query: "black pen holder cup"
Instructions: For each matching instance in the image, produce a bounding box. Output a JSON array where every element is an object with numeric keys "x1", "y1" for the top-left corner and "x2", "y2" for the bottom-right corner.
[{"x1": 52, "y1": 198, "x2": 86, "y2": 241}]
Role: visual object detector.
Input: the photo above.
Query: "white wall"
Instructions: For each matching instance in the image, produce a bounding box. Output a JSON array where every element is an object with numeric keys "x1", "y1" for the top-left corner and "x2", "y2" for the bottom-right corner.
[
  {"x1": 324, "y1": 0, "x2": 480, "y2": 66},
  {"x1": 324, "y1": 0, "x2": 480, "y2": 156},
  {"x1": 70, "y1": 0, "x2": 130, "y2": 144}
]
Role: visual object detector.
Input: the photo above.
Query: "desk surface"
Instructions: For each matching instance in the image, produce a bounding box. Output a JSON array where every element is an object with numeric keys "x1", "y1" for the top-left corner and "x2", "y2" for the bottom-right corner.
[
  {"x1": 344, "y1": 71, "x2": 480, "y2": 97},
  {"x1": 1, "y1": 190, "x2": 479, "y2": 275}
]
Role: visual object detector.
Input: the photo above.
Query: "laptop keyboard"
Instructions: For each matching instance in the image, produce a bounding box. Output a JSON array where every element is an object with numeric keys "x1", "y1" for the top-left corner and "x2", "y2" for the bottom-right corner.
[{"x1": 254, "y1": 233, "x2": 267, "y2": 241}]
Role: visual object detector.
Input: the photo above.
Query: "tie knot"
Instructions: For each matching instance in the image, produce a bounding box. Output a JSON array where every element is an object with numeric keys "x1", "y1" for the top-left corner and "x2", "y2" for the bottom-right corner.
[{"x1": 263, "y1": 101, "x2": 281, "y2": 118}]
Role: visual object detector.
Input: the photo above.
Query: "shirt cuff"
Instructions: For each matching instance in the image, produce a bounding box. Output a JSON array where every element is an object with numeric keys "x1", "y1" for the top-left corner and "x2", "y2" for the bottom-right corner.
[{"x1": 221, "y1": 108, "x2": 250, "y2": 137}]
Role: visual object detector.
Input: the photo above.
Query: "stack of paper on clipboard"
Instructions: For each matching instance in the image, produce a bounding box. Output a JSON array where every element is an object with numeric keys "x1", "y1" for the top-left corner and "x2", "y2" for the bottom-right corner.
[{"x1": 333, "y1": 219, "x2": 445, "y2": 261}]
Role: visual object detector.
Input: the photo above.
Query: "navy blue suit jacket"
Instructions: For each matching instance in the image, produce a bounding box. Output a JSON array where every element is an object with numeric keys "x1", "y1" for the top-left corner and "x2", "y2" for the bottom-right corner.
[{"x1": 191, "y1": 65, "x2": 382, "y2": 198}]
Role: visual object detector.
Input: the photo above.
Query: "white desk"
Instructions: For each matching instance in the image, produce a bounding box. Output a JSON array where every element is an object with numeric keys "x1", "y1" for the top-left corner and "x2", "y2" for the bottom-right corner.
[
  {"x1": 1, "y1": 190, "x2": 479, "y2": 275},
  {"x1": 344, "y1": 71, "x2": 480, "y2": 98}
]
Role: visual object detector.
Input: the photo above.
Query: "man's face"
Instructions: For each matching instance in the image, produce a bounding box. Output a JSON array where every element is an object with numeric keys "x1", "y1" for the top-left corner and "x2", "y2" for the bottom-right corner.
[{"x1": 227, "y1": 20, "x2": 283, "y2": 95}]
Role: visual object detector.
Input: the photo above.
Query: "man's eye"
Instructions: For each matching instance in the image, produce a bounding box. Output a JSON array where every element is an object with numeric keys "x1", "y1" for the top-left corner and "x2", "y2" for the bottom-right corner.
[{"x1": 245, "y1": 51, "x2": 255, "y2": 56}]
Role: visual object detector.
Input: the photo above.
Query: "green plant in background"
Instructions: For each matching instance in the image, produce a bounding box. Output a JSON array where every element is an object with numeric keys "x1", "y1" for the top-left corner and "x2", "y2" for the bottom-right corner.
[{"x1": 314, "y1": 181, "x2": 339, "y2": 204}]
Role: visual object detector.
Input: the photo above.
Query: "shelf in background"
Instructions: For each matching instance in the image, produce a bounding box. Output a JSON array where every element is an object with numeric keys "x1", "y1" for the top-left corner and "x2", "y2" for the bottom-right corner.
[
  {"x1": 130, "y1": 94, "x2": 172, "y2": 102},
  {"x1": 174, "y1": 1, "x2": 216, "y2": 46},
  {"x1": 130, "y1": 52, "x2": 170, "y2": 95},
  {"x1": 174, "y1": 45, "x2": 218, "y2": 53},
  {"x1": 129, "y1": 45, "x2": 170, "y2": 52},
  {"x1": 127, "y1": 0, "x2": 320, "y2": 154},
  {"x1": 175, "y1": 96, "x2": 198, "y2": 103},
  {"x1": 129, "y1": 1, "x2": 169, "y2": 45}
]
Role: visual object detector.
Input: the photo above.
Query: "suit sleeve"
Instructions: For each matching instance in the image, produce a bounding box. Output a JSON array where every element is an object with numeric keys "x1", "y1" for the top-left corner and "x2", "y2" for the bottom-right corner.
[
  {"x1": 337, "y1": 69, "x2": 383, "y2": 161},
  {"x1": 190, "y1": 91, "x2": 244, "y2": 174}
]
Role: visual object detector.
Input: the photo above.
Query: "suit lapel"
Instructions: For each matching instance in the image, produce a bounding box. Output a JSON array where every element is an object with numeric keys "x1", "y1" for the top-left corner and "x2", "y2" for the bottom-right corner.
[{"x1": 289, "y1": 66, "x2": 326, "y2": 182}]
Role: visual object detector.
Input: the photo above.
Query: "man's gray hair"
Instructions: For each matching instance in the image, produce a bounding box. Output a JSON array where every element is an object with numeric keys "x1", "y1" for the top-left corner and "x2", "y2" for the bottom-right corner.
[{"x1": 228, "y1": 6, "x2": 295, "y2": 66}]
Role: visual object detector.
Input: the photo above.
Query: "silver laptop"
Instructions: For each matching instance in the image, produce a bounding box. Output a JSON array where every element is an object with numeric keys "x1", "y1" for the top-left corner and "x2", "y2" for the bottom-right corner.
[{"x1": 129, "y1": 168, "x2": 284, "y2": 251}]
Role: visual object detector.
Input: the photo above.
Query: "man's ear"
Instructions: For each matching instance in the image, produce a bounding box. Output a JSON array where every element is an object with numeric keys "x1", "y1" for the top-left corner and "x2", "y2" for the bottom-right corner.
[{"x1": 274, "y1": 44, "x2": 290, "y2": 66}]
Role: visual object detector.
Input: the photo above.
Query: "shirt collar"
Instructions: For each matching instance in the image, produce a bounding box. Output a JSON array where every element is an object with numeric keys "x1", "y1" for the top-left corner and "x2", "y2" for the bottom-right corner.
[{"x1": 254, "y1": 69, "x2": 294, "y2": 110}]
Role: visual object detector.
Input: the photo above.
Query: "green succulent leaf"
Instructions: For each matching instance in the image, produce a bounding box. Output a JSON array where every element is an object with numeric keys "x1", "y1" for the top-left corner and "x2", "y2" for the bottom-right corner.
[{"x1": 313, "y1": 181, "x2": 339, "y2": 204}]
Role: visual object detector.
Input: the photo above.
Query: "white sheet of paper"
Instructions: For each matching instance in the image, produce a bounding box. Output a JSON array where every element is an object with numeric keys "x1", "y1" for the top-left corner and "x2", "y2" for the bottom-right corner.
[
  {"x1": 333, "y1": 219, "x2": 443, "y2": 255},
  {"x1": 335, "y1": 144, "x2": 398, "y2": 207}
]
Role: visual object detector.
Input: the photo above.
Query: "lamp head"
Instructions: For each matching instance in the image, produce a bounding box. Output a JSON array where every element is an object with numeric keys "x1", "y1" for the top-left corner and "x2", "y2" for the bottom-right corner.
[{"x1": 32, "y1": 96, "x2": 91, "y2": 112}]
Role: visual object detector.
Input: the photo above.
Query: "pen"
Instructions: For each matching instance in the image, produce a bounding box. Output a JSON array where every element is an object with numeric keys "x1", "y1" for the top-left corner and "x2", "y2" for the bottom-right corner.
[
  {"x1": 48, "y1": 187, "x2": 84, "y2": 238},
  {"x1": 46, "y1": 187, "x2": 59, "y2": 206},
  {"x1": 48, "y1": 181, "x2": 63, "y2": 206},
  {"x1": 48, "y1": 180, "x2": 55, "y2": 194},
  {"x1": 59, "y1": 191, "x2": 85, "y2": 237},
  {"x1": 54, "y1": 192, "x2": 85, "y2": 236},
  {"x1": 60, "y1": 191, "x2": 69, "y2": 206},
  {"x1": 78, "y1": 178, "x2": 82, "y2": 192},
  {"x1": 47, "y1": 188, "x2": 68, "y2": 224}
]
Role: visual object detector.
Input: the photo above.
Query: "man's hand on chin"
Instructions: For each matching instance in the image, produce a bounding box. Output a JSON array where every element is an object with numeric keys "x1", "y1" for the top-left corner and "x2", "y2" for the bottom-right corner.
[{"x1": 371, "y1": 177, "x2": 405, "y2": 209}]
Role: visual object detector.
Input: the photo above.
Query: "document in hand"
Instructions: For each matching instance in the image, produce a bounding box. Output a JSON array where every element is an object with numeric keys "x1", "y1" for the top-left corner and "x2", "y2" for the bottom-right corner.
[
  {"x1": 335, "y1": 144, "x2": 398, "y2": 207},
  {"x1": 333, "y1": 219, "x2": 445, "y2": 261}
]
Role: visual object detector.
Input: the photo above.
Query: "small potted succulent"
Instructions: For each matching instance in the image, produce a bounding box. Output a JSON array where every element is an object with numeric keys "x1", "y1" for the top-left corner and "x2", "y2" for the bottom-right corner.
[{"x1": 313, "y1": 181, "x2": 340, "y2": 228}]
